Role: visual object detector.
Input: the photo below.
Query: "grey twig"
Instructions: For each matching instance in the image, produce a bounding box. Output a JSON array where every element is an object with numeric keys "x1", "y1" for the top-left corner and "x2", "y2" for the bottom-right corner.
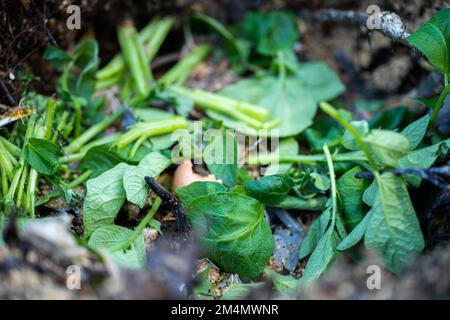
[
  {"x1": 313, "y1": 9, "x2": 417, "y2": 53},
  {"x1": 355, "y1": 166, "x2": 450, "y2": 191}
]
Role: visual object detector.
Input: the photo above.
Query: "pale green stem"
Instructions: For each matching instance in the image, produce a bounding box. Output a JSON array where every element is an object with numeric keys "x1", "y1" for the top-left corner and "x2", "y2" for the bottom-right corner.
[
  {"x1": 431, "y1": 83, "x2": 450, "y2": 131},
  {"x1": 117, "y1": 197, "x2": 162, "y2": 251},
  {"x1": 323, "y1": 145, "x2": 337, "y2": 228},
  {"x1": 159, "y1": 44, "x2": 211, "y2": 85},
  {"x1": 115, "y1": 116, "x2": 187, "y2": 150},
  {"x1": 64, "y1": 109, "x2": 124, "y2": 154},
  {"x1": 248, "y1": 152, "x2": 368, "y2": 165},
  {"x1": 320, "y1": 101, "x2": 378, "y2": 172},
  {"x1": 168, "y1": 85, "x2": 269, "y2": 126}
]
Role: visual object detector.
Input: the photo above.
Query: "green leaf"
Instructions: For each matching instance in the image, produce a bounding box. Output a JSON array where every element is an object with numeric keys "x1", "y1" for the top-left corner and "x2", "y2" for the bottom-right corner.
[
  {"x1": 369, "y1": 106, "x2": 408, "y2": 130},
  {"x1": 342, "y1": 121, "x2": 369, "y2": 151},
  {"x1": 364, "y1": 173, "x2": 424, "y2": 274},
  {"x1": 407, "y1": 8, "x2": 450, "y2": 75},
  {"x1": 304, "y1": 120, "x2": 343, "y2": 152},
  {"x1": 24, "y1": 138, "x2": 61, "y2": 175},
  {"x1": 300, "y1": 228, "x2": 339, "y2": 286},
  {"x1": 83, "y1": 163, "x2": 128, "y2": 237},
  {"x1": 244, "y1": 174, "x2": 293, "y2": 205},
  {"x1": 396, "y1": 139, "x2": 450, "y2": 186},
  {"x1": 79, "y1": 144, "x2": 127, "y2": 178},
  {"x1": 365, "y1": 130, "x2": 410, "y2": 166},
  {"x1": 337, "y1": 166, "x2": 369, "y2": 230},
  {"x1": 336, "y1": 210, "x2": 372, "y2": 251},
  {"x1": 217, "y1": 62, "x2": 344, "y2": 137},
  {"x1": 265, "y1": 269, "x2": 299, "y2": 296},
  {"x1": 176, "y1": 181, "x2": 227, "y2": 209},
  {"x1": 44, "y1": 45, "x2": 71, "y2": 70},
  {"x1": 57, "y1": 40, "x2": 100, "y2": 106},
  {"x1": 396, "y1": 138, "x2": 450, "y2": 169},
  {"x1": 299, "y1": 207, "x2": 331, "y2": 259},
  {"x1": 88, "y1": 225, "x2": 146, "y2": 268},
  {"x1": 187, "y1": 191, "x2": 274, "y2": 280},
  {"x1": 400, "y1": 114, "x2": 430, "y2": 150},
  {"x1": 221, "y1": 282, "x2": 264, "y2": 300},
  {"x1": 242, "y1": 11, "x2": 299, "y2": 56},
  {"x1": 123, "y1": 152, "x2": 171, "y2": 208},
  {"x1": 362, "y1": 180, "x2": 378, "y2": 206}
]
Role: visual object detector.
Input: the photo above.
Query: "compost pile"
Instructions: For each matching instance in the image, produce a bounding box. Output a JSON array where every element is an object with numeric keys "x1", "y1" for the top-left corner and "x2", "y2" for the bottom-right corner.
[{"x1": 0, "y1": 0, "x2": 449, "y2": 299}]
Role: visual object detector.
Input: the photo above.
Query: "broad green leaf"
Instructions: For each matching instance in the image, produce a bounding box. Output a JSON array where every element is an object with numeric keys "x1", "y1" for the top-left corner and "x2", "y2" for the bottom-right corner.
[
  {"x1": 83, "y1": 163, "x2": 128, "y2": 236},
  {"x1": 365, "y1": 130, "x2": 410, "y2": 166},
  {"x1": 295, "y1": 62, "x2": 346, "y2": 103},
  {"x1": 79, "y1": 144, "x2": 127, "y2": 178},
  {"x1": 275, "y1": 195, "x2": 328, "y2": 211},
  {"x1": 123, "y1": 152, "x2": 171, "y2": 208},
  {"x1": 342, "y1": 121, "x2": 369, "y2": 151},
  {"x1": 337, "y1": 166, "x2": 369, "y2": 230},
  {"x1": 242, "y1": 11, "x2": 298, "y2": 56},
  {"x1": 336, "y1": 210, "x2": 372, "y2": 251},
  {"x1": 364, "y1": 173, "x2": 424, "y2": 273},
  {"x1": 89, "y1": 225, "x2": 145, "y2": 268},
  {"x1": 217, "y1": 62, "x2": 344, "y2": 137},
  {"x1": 400, "y1": 114, "x2": 430, "y2": 150},
  {"x1": 407, "y1": 8, "x2": 450, "y2": 75},
  {"x1": 244, "y1": 174, "x2": 293, "y2": 205},
  {"x1": 24, "y1": 138, "x2": 61, "y2": 175},
  {"x1": 187, "y1": 192, "x2": 274, "y2": 280},
  {"x1": 176, "y1": 181, "x2": 227, "y2": 209}
]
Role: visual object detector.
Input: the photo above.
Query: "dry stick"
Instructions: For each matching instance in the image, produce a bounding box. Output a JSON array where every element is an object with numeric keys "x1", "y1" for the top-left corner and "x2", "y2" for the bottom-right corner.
[
  {"x1": 144, "y1": 176, "x2": 188, "y2": 233},
  {"x1": 312, "y1": 9, "x2": 419, "y2": 54},
  {"x1": 355, "y1": 166, "x2": 450, "y2": 191},
  {"x1": 0, "y1": 78, "x2": 16, "y2": 106},
  {"x1": 29, "y1": 0, "x2": 58, "y2": 47}
]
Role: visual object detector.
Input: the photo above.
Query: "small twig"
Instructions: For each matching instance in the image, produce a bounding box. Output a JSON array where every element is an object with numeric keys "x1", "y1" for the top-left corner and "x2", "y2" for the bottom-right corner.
[
  {"x1": 0, "y1": 78, "x2": 16, "y2": 106},
  {"x1": 355, "y1": 166, "x2": 450, "y2": 191},
  {"x1": 144, "y1": 176, "x2": 189, "y2": 232},
  {"x1": 312, "y1": 9, "x2": 419, "y2": 54},
  {"x1": 29, "y1": 0, "x2": 58, "y2": 47}
]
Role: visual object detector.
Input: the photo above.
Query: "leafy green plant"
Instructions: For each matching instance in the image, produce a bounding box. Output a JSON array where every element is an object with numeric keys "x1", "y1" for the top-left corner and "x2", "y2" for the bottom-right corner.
[
  {"x1": 177, "y1": 182, "x2": 274, "y2": 280},
  {"x1": 83, "y1": 152, "x2": 170, "y2": 236},
  {"x1": 408, "y1": 8, "x2": 450, "y2": 132},
  {"x1": 218, "y1": 58, "x2": 344, "y2": 136}
]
